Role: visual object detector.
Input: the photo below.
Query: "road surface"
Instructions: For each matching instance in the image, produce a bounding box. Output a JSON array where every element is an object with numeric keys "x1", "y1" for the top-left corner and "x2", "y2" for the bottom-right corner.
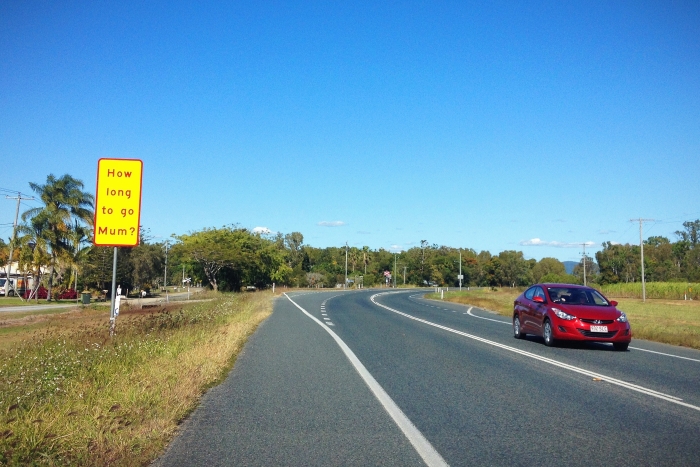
[{"x1": 155, "y1": 289, "x2": 700, "y2": 466}]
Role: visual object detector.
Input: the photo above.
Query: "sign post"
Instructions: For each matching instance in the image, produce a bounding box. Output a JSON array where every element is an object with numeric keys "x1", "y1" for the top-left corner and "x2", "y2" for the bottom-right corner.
[{"x1": 93, "y1": 158, "x2": 143, "y2": 336}]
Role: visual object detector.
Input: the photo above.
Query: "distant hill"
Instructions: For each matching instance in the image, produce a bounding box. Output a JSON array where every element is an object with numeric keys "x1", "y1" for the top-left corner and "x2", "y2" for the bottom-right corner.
[{"x1": 563, "y1": 261, "x2": 578, "y2": 274}]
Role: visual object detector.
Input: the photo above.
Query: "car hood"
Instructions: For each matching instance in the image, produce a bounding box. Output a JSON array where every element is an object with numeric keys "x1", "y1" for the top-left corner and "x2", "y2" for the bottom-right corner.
[{"x1": 555, "y1": 304, "x2": 621, "y2": 320}]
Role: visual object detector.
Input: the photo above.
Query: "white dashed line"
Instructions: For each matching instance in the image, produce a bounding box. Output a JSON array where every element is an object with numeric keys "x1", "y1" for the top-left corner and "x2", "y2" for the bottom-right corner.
[{"x1": 284, "y1": 294, "x2": 448, "y2": 467}]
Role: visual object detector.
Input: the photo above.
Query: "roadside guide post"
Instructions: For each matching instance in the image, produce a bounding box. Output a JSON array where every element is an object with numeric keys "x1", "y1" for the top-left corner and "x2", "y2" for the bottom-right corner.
[{"x1": 93, "y1": 158, "x2": 143, "y2": 337}]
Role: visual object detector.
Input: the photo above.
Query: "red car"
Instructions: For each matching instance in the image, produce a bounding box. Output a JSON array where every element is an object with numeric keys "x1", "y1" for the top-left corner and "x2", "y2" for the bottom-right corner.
[{"x1": 513, "y1": 283, "x2": 631, "y2": 351}]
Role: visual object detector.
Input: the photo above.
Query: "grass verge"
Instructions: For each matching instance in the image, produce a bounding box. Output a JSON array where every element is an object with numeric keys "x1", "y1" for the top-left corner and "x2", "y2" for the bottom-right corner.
[
  {"x1": 0, "y1": 291, "x2": 274, "y2": 466},
  {"x1": 427, "y1": 288, "x2": 700, "y2": 350}
]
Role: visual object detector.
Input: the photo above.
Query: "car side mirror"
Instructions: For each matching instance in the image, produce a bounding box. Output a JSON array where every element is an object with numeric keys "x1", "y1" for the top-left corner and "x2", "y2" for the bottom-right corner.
[
  {"x1": 533, "y1": 296, "x2": 545, "y2": 303},
  {"x1": 610, "y1": 300, "x2": 618, "y2": 306}
]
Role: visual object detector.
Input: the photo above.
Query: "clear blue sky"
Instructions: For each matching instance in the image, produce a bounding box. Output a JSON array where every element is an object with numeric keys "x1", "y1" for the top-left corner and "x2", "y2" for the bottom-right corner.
[{"x1": 1, "y1": 1, "x2": 699, "y2": 262}]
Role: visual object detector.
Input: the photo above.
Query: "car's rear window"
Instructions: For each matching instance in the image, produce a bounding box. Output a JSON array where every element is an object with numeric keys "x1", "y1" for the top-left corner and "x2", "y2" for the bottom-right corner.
[{"x1": 547, "y1": 287, "x2": 609, "y2": 306}]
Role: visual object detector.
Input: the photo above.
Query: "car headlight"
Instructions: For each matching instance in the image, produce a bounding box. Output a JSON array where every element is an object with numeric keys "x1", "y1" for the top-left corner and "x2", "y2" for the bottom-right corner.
[
  {"x1": 552, "y1": 307, "x2": 575, "y2": 320},
  {"x1": 617, "y1": 311, "x2": 628, "y2": 323}
]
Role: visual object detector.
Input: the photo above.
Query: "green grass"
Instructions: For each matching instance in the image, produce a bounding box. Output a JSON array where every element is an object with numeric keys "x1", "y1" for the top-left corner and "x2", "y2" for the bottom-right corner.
[
  {"x1": 430, "y1": 287, "x2": 700, "y2": 350},
  {"x1": 600, "y1": 282, "x2": 699, "y2": 300},
  {"x1": 0, "y1": 292, "x2": 273, "y2": 466}
]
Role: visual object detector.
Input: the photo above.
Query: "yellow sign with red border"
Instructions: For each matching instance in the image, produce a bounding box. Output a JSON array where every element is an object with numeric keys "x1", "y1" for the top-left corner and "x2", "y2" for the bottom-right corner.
[{"x1": 93, "y1": 158, "x2": 143, "y2": 247}]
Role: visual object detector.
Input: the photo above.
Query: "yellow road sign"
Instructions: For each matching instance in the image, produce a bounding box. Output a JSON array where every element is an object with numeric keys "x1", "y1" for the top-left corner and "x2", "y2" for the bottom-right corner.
[{"x1": 93, "y1": 158, "x2": 143, "y2": 247}]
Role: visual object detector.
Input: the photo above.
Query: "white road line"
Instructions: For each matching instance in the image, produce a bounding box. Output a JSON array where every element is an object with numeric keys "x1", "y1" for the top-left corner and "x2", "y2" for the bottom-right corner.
[
  {"x1": 370, "y1": 292, "x2": 699, "y2": 411},
  {"x1": 467, "y1": 307, "x2": 509, "y2": 324},
  {"x1": 284, "y1": 294, "x2": 448, "y2": 467},
  {"x1": 464, "y1": 306, "x2": 700, "y2": 364},
  {"x1": 629, "y1": 346, "x2": 700, "y2": 363}
]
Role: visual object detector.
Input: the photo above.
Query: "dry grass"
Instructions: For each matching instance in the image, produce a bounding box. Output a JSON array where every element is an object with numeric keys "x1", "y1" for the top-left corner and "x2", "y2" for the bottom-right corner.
[
  {"x1": 427, "y1": 288, "x2": 521, "y2": 317},
  {"x1": 0, "y1": 292, "x2": 274, "y2": 466},
  {"x1": 431, "y1": 288, "x2": 700, "y2": 350},
  {"x1": 612, "y1": 298, "x2": 700, "y2": 349}
]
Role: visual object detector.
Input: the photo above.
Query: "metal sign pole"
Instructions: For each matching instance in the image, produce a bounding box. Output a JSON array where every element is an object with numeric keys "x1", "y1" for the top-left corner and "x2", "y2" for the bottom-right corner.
[{"x1": 109, "y1": 247, "x2": 118, "y2": 337}]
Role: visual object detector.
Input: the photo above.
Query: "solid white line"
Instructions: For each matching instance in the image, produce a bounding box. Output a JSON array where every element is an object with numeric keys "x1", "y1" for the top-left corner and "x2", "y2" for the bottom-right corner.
[
  {"x1": 464, "y1": 306, "x2": 700, "y2": 364},
  {"x1": 467, "y1": 307, "x2": 509, "y2": 324},
  {"x1": 629, "y1": 346, "x2": 700, "y2": 363},
  {"x1": 284, "y1": 294, "x2": 448, "y2": 467},
  {"x1": 370, "y1": 292, "x2": 697, "y2": 410}
]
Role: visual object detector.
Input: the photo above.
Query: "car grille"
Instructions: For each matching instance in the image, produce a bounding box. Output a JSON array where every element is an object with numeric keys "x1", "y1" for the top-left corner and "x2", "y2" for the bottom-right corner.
[
  {"x1": 580, "y1": 319, "x2": 614, "y2": 324},
  {"x1": 577, "y1": 329, "x2": 618, "y2": 338}
]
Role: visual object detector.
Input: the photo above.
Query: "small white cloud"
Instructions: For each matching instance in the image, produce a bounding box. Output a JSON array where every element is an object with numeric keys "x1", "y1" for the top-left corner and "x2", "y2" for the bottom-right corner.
[
  {"x1": 389, "y1": 244, "x2": 404, "y2": 252},
  {"x1": 520, "y1": 238, "x2": 595, "y2": 248},
  {"x1": 252, "y1": 226, "x2": 272, "y2": 234},
  {"x1": 318, "y1": 221, "x2": 346, "y2": 227},
  {"x1": 598, "y1": 229, "x2": 616, "y2": 235},
  {"x1": 521, "y1": 238, "x2": 547, "y2": 246}
]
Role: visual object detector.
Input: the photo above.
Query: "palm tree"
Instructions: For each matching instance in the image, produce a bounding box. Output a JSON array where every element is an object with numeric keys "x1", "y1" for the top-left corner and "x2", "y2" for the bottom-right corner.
[
  {"x1": 17, "y1": 218, "x2": 50, "y2": 300},
  {"x1": 65, "y1": 221, "x2": 92, "y2": 292},
  {"x1": 362, "y1": 246, "x2": 372, "y2": 275},
  {"x1": 22, "y1": 174, "x2": 94, "y2": 301}
]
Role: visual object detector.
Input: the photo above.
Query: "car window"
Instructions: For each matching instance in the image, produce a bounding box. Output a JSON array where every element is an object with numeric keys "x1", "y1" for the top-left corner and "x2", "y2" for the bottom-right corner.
[
  {"x1": 533, "y1": 287, "x2": 546, "y2": 302},
  {"x1": 547, "y1": 286, "x2": 610, "y2": 306},
  {"x1": 524, "y1": 287, "x2": 535, "y2": 300},
  {"x1": 587, "y1": 290, "x2": 609, "y2": 306}
]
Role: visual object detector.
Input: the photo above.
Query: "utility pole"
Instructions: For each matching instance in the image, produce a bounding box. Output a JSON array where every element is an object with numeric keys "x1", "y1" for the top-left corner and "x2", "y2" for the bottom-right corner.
[
  {"x1": 631, "y1": 218, "x2": 654, "y2": 302},
  {"x1": 163, "y1": 241, "x2": 170, "y2": 289},
  {"x1": 459, "y1": 249, "x2": 462, "y2": 291},
  {"x1": 579, "y1": 243, "x2": 588, "y2": 287},
  {"x1": 393, "y1": 253, "x2": 397, "y2": 288},
  {"x1": 344, "y1": 242, "x2": 348, "y2": 289},
  {"x1": 403, "y1": 266, "x2": 407, "y2": 285},
  {"x1": 4, "y1": 193, "x2": 34, "y2": 298}
]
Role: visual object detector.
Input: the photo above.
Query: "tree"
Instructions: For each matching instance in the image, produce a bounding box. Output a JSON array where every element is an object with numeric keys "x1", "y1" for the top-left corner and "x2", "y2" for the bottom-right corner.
[
  {"x1": 498, "y1": 250, "x2": 532, "y2": 286},
  {"x1": 532, "y1": 258, "x2": 566, "y2": 283},
  {"x1": 175, "y1": 228, "x2": 243, "y2": 291},
  {"x1": 284, "y1": 232, "x2": 304, "y2": 268},
  {"x1": 675, "y1": 220, "x2": 700, "y2": 247},
  {"x1": 21, "y1": 174, "x2": 94, "y2": 300}
]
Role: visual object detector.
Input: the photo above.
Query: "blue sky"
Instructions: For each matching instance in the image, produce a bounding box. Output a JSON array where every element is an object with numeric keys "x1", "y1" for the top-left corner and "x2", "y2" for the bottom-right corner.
[{"x1": 1, "y1": 1, "x2": 699, "y2": 262}]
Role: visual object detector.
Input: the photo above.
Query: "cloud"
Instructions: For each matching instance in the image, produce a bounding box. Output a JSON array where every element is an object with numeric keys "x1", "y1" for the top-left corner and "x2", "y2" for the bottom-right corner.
[
  {"x1": 520, "y1": 238, "x2": 595, "y2": 248},
  {"x1": 598, "y1": 229, "x2": 616, "y2": 235},
  {"x1": 318, "y1": 221, "x2": 346, "y2": 227},
  {"x1": 389, "y1": 244, "x2": 404, "y2": 252},
  {"x1": 252, "y1": 226, "x2": 272, "y2": 234}
]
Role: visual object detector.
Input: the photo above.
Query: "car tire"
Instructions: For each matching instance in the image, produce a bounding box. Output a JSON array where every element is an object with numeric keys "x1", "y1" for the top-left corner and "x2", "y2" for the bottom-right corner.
[
  {"x1": 513, "y1": 316, "x2": 525, "y2": 339},
  {"x1": 613, "y1": 342, "x2": 629, "y2": 351},
  {"x1": 8, "y1": 290, "x2": 14, "y2": 297},
  {"x1": 543, "y1": 319, "x2": 556, "y2": 347}
]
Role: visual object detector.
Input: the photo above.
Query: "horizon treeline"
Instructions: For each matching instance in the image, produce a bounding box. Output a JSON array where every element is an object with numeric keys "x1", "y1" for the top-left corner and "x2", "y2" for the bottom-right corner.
[
  {"x1": 3, "y1": 175, "x2": 699, "y2": 295},
  {"x1": 76, "y1": 220, "x2": 700, "y2": 293}
]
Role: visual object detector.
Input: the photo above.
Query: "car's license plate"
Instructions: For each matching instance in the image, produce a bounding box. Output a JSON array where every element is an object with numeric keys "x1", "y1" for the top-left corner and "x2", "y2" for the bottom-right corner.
[{"x1": 590, "y1": 325, "x2": 608, "y2": 333}]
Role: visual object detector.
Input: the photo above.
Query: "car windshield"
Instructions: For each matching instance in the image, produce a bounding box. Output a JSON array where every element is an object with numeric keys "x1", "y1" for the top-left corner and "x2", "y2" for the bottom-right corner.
[{"x1": 547, "y1": 287, "x2": 609, "y2": 306}]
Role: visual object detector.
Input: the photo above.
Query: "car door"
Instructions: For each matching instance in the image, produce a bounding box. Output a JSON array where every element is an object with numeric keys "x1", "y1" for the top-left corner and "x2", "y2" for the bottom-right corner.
[
  {"x1": 530, "y1": 286, "x2": 549, "y2": 335},
  {"x1": 519, "y1": 287, "x2": 537, "y2": 331}
]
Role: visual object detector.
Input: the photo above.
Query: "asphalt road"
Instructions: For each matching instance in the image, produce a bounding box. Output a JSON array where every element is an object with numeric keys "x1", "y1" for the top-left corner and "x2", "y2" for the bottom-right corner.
[{"x1": 155, "y1": 289, "x2": 700, "y2": 466}]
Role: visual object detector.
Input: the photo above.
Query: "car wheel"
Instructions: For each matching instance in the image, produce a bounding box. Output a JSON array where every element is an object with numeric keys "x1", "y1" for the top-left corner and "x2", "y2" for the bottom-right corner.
[
  {"x1": 513, "y1": 316, "x2": 525, "y2": 339},
  {"x1": 613, "y1": 342, "x2": 629, "y2": 351},
  {"x1": 8, "y1": 290, "x2": 14, "y2": 297},
  {"x1": 543, "y1": 320, "x2": 556, "y2": 347}
]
